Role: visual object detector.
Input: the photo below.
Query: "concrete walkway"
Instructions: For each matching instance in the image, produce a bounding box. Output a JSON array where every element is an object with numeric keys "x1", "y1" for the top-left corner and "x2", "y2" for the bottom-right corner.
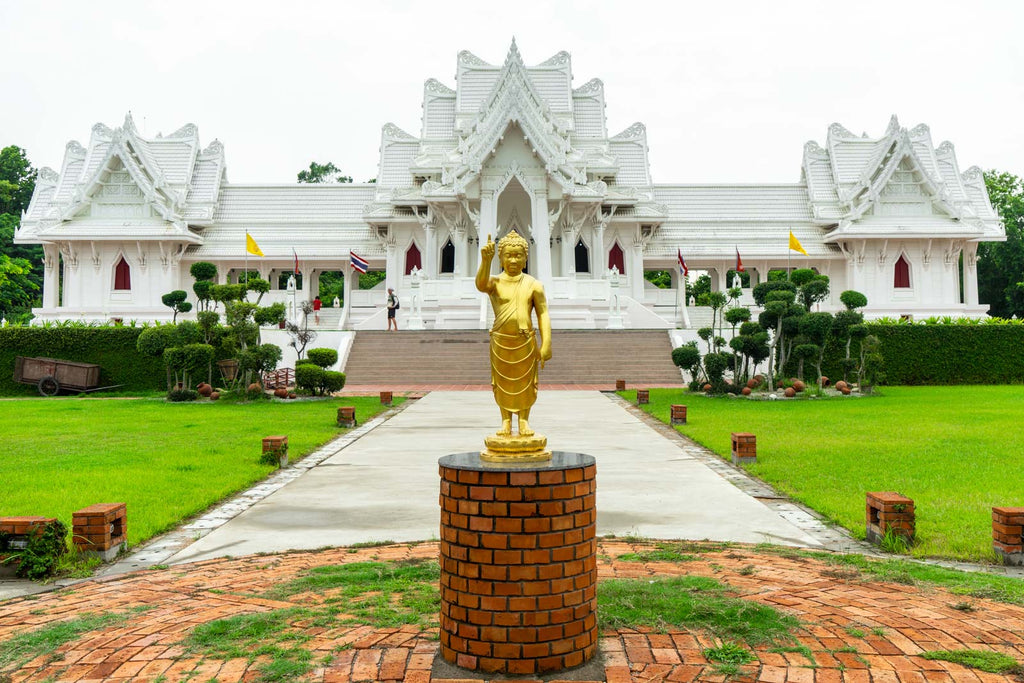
[{"x1": 169, "y1": 391, "x2": 821, "y2": 564}]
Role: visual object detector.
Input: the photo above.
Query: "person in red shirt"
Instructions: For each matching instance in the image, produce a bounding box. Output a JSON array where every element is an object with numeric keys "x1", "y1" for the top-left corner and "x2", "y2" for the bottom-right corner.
[{"x1": 313, "y1": 295, "x2": 322, "y2": 325}]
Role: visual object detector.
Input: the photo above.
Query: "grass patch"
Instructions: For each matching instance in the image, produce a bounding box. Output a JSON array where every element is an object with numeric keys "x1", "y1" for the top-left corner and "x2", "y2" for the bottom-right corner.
[
  {"x1": 617, "y1": 549, "x2": 698, "y2": 563},
  {"x1": 755, "y1": 545, "x2": 1024, "y2": 606},
  {"x1": 261, "y1": 560, "x2": 440, "y2": 629},
  {"x1": 598, "y1": 576, "x2": 799, "y2": 644},
  {"x1": 920, "y1": 649, "x2": 1022, "y2": 674},
  {"x1": 703, "y1": 641, "x2": 757, "y2": 676},
  {"x1": 0, "y1": 608, "x2": 149, "y2": 671},
  {"x1": 631, "y1": 386, "x2": 1024, "y2": 561},
  {"x1": 183, "y1": 561, "x2": 437, "y2": 682},
  {"x1": 1, "y1": 396, "x2": 399, "y2": 549}
]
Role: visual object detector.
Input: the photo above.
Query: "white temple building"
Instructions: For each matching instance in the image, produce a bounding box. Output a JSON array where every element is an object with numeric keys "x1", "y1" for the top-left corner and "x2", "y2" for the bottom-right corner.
[{"x1": 17, "y1": 42, "x2": 1005, "y2": 328}]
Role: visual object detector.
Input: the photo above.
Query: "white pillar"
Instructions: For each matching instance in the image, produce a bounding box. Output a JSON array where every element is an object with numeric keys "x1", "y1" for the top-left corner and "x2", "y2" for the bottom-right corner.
[
  {"x1": 964, "y1": 243, "x2": 979, "y2": 307},
  {"x1": 385, "y1": 238, "x2": 398, "y2": 292},
  {"x1": 593, "y1": 224, "x2": 605, "y2": 274},
  {"x1": 424, "y1": 225, "x2": 438, "y2": 279},
  {"x1": 454, "y1": 230, "x2": 469, "y2": 277},
  {"x1": 561, "y1": 232, "x2": 575, "y2": 276},
  {"x1": 630, "y1": 238, "x2": 645, "y2": 299},
  {"x1": 531, "y1": 189, "x2": 552, "y2": 285},
  {"x1": 43, "y1": 245, "x2": 59, "y2": 309}
]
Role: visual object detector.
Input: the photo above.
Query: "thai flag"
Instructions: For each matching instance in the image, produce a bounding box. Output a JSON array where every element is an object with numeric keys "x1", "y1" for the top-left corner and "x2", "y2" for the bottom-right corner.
[
  {"x1": 349, "y1": 250, "x2": 368, "y2": 274},
  {"x1": 677, "y1": 249, "x2": 688, "y2": 277}
]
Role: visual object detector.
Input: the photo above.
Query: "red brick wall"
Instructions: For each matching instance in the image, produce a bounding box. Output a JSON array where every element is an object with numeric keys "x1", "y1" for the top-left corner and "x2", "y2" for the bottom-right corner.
[{"x1": 438, "y1": 462, "x2": 597, "y2": 675}]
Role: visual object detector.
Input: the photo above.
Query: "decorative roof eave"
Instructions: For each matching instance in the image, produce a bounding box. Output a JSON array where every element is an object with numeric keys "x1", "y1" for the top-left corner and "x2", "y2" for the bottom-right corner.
[
  {"x1": 844, "y1": 134, "x2": 958, "y2": 222},
  {"x1": 33, "y1": 225, "x2": 203, "y2": 244},
  {"x1": 58, "y1": 136, "x2": 183, "y2": 224},
  {"x1": 450, "y1": 43, "x2": 583, "y2": 189},
  {"x1": 821, "y1": 227, "x2": 984, "y2": 243}
]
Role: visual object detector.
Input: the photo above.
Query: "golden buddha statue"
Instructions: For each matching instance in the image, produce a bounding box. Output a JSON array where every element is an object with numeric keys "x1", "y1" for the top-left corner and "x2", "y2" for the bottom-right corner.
[{"x1": 475, "y1": 230, "x2": 552, "y2": 461}]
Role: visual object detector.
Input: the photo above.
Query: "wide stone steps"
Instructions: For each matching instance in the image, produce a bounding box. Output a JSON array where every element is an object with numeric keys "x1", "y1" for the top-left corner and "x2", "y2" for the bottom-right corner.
[{"x1": 343, "y1": 330, "x2": 684, "y2": 385}]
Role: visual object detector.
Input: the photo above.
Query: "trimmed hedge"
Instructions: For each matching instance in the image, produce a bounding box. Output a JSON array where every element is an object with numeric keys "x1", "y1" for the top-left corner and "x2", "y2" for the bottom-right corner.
[
  {"x1": 868, "y1": 324, "x2": 1024, "y2": 385},
  {"x1": 0, "y1": 327, "x2": 166, "y2": 395},
  {"x1": 790, "y1": 323, "x2": 1024, "y2": 385}
]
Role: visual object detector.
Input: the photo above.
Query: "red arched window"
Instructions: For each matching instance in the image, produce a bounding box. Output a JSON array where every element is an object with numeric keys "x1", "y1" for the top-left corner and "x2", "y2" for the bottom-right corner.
[
  {"x1": 608, "y1": 242, "x2": 626, "y2": 275},
  {"x1": 114, "y1": 257, "x2": 131, "y2": 290},
  {"x1": 405, "y1": 243, "x2": 422, "y2": 274},
  {"x1": 894, "y1": 254, "x2": 911, "y2": 288}
]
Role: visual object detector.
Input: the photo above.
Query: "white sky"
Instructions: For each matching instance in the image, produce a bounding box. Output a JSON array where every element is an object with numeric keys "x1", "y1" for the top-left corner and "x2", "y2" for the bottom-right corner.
[{"x1": 2, "y1": 0, "x2": 1022, "y2": 185}]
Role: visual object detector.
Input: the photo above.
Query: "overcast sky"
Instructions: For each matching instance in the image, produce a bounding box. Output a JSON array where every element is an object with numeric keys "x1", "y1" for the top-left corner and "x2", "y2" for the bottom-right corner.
[{"x1": 2, "y1": 1, "x2": 1022, "y2": 186}]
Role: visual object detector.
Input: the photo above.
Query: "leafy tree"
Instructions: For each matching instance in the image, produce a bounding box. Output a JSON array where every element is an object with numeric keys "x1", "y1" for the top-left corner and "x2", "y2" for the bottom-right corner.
[
  {"x1": 161, "y1": 290, "x2": 191, "y2": 323},
  {"x1": 0, "y1": 146, "x2": 41, "y2": 322},
  {"x1": 318, "y1": 270, "x2": 345, "y2": 304},
  {"x1": 0, "y1": 254, "x2": 38, "y2": 321},
  {"x1": 643, "y1": 270, "x2": 671, "y2": 289},
  {"x1": 0, "y1": 146, "x2": 36, "y2": 215},
  {"x1": 671, "y1": 342, "x2": 702, "y2": 383},
  {"x1": 688, "y1": 274, "x2": 711, "y2": 305},
  {"x1": 297, "y1": 161, "x2": 353, "y2": 184},
  {"x1": 798, "y1": 311, "x2": 834, "y2": 384},
  {"x1": 978, "y1": 170, "x2": 1024, "y2": 317}
]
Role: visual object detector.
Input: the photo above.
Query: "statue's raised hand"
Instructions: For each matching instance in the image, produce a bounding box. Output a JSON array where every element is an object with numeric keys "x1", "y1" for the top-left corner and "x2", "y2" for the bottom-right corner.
[{"x1": 481, "y1": 234, "x2": 495, "y2": 261}]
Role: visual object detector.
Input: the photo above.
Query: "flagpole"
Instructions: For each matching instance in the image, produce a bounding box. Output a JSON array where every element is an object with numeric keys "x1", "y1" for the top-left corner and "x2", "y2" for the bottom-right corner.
[{"x1": 245, "y1": 232, "x2": 248, "y2": 286}]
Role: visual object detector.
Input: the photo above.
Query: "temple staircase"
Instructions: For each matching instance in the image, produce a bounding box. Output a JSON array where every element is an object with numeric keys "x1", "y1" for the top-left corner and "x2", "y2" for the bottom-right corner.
[{"x1": 342, "y1": 330, "x2": 683, "y2": 386}]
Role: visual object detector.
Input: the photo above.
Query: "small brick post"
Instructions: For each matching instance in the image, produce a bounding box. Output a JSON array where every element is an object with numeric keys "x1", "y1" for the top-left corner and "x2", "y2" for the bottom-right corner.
[
  {"x1": 992, "y1": 507, "x2": 1024, "y2": 566},
  {"x1": 380, "y1": 390, "x2": 393, "y2": 406},
  {"x1": 636, "y1": 389, "x2": 650, "y2": 405},
  {"x1": 865, "y1": 492, "x2": 915, "y2": 545},
  {"x1": 615, "y1": 379, "x2": 626, "y2": 391},
  {"x1": 0, "y1": 517, "x2": 59, "y2": 576},
  {"x1": 438, "y1": 453, "x2": 598, "y2": 675},
  {"x1": 72, "y1": 504, "x2": 127, "y2": 561},
  {"x1": 337, "y1": 406, "x2": 357, "y2": 428},
  {"x1": 731, "y1": 432, "x2": 756, "y2": 465},
  {"x1": 670, "y1": 405, "x2": 687, "y2": 425},
  {"x1": 262, "y1": 435, "x2": 289, "y2": 467}
]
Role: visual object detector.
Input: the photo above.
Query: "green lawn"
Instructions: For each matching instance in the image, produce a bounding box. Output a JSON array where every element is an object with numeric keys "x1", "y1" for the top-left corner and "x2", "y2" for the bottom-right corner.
[
  {"x1": 0, "y1": 396, "x2": 400, "y2": 547},
  {"x1": 626, "y1": 386, "x2": 1024, "y2": 562}
]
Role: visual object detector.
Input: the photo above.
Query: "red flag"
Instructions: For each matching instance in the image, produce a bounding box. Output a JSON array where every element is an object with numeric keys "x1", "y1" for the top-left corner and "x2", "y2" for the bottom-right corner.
[
  {"x1": 292, "y1": 248, "x2": 300, "y2": 275},
  {"x1": 735, "y1": 248, "x2": 745, "y2": 273},
  {"x1": 677, "y1": 249, "x2": 688, "y2": 277}
]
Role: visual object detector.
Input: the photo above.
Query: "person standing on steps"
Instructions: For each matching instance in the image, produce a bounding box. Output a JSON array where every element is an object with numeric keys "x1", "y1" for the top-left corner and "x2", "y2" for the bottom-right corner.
[
  {"x1": 387, "y1": 288, "x2": 399, "y2": 331},
  {"x1": 313, "y1": 295, "x2": 322, "y2": 325}
]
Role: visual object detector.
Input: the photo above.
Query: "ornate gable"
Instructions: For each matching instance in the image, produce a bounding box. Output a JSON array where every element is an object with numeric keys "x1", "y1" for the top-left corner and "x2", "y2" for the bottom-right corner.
[{"x1": 446, "y1": 40, "x2": 586, "y2": 193}]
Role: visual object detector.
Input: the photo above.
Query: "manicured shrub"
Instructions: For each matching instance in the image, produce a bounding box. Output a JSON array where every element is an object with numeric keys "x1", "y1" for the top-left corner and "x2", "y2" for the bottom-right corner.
[
  {"x1": 307, "y1": 347, "x2": 339, "y2": 369},
  {"x1": 671, "y1": 343, "x2": 701, "y2": 373},
  {"x1": 296, "y1": 364, "x2": 325, "y2": 394},
  {"x1": 323, "y1": 370, "x2": 346, "y2": 393},
  {"x1": 167, "y1": 388, "x2": 199, "y2": 402},
  {"x1": 840, "y1": 290, "x2": 868, "y2": 311}
]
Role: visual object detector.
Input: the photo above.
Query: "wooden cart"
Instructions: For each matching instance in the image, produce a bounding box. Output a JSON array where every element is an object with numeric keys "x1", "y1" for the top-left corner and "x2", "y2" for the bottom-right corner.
[{"x1": 12, "y1": 356, "x2": 121, "y2": 396}]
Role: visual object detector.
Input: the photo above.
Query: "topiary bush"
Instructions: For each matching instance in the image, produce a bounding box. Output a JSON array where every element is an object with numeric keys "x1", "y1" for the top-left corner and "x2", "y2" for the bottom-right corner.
[
  {"x1": 323, "y1": 370, "x2": 346, "y2": 394},
  {"x1": 307, "y1": 347, "x2": 339, "y2": 369},
  {"x1": 167, "y1": 388, "x2": 199, "y2": 402},
  {"x1": 296, "y1": 364, "x2": 325, "y2": 395}
]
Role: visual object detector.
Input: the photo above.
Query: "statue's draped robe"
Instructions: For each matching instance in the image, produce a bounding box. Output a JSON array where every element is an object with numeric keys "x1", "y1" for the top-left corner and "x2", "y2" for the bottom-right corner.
[{"x1": 489, "y1": 276, "x2": 539, "y2": 413}]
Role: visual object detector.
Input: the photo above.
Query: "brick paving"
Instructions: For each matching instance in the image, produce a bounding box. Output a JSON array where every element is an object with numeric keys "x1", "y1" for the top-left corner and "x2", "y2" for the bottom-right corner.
[{"x1": 2, "y1": 541, "x2": 1022, "y2": 682}]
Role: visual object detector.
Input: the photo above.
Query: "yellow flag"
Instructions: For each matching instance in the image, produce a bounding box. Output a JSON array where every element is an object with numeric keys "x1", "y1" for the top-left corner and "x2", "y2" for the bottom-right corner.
[
  {"x1": 789, "y1": 230, "x2": 807, "y2": 256},
  {"x1": 246, "y1": 232, "x2": 264, "y2": 257}
]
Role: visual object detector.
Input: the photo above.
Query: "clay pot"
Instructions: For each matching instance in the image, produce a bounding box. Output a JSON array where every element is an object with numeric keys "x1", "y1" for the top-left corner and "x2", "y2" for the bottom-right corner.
[
  {"x1": 784, "y1": 387, "x2": 796, "y2": 398},
  {"x1": 274, "y1": 388, "x2": 288, "y2": 399},
  {"x1": 754, "y1": 374, "x2": 764, "y2": 384},
  {"x1": 792, "y1": 380, "x2": 806, "y2": 392},
  {"x1": 288, "y1": 392, "x2": 297, "y2": 399},
  {"x1": 210, "y1": 391, "x2": 220, "y2": 400},
  {"x1": 248, "y1": 383, "x2": 261, "y2": 392},
  {"x1": 840, "y1": 386, "x2": 852, "y2": 395},
  {"x1": 741, "y1": 387, "x2": 752, "y2": 396},
  {"x1": 820, "y1": 376, "x2": 830, "y2": 387},
  {"x1": 703, "y1": 383, "x2": 712, "y2": 392},
  {"x1": 746, "y1": 378, "x2": 759, "y2": 389},
  {"x1": 198, "y1": 384, "x2": 213, "y2": 398},
  {"x1": 835, "y1": 380, "x2": 848, "y2": 391}
]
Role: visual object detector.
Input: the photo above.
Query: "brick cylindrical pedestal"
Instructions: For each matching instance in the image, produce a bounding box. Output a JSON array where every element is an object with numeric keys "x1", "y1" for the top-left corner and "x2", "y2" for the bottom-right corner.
[{"x1": 438, "y1": 452, "x2": 597, "y2": 675}]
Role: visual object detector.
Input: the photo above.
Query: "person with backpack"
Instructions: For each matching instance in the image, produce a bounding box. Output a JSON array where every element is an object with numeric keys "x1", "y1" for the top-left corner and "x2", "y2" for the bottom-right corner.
[{"x1": 387, "y1": 288, "x2": 399, "y2": 331}]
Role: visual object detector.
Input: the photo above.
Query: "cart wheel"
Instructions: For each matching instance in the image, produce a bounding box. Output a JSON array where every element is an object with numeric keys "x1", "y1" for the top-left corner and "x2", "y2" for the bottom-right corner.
[{"x1": 38, "y1": 376, "x2": 60, "y2": 397}]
